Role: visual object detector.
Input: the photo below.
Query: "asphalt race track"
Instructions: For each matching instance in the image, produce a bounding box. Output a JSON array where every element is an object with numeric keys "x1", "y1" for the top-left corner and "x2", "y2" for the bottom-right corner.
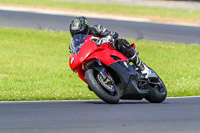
[
  {"x1": 0, "y1": 10, "x2": 200, "y2": 44},
  {"x1": 0, "y1": 97, "x2": 200, "y2": 133},
  {"x1": 1, "y1": 9, "x2": 200, "y2": 133}
]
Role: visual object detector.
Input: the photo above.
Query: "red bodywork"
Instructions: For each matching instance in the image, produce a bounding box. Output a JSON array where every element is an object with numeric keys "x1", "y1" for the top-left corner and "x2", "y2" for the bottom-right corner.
[{"x1": 69, "y1": 35, "x2": 135, "y2": 82}]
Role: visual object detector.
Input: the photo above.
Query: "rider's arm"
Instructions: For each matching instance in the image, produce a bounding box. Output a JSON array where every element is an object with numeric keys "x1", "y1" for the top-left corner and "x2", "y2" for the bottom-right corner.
[{"x1": 88, "y1": 25, "x2": 119, "y2": 39}]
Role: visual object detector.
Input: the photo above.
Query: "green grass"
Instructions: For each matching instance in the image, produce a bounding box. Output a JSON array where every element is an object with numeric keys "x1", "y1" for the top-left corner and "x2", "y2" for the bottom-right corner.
[
  {"x1": 0, "y1": 27, "x2": 200, "y2": 101},
  {"x1": 0, "y1": 27, "x2": 96, "y2": 100},
  {"x1": 0, "y1": 0, "x2": 200, "y2": 25}
]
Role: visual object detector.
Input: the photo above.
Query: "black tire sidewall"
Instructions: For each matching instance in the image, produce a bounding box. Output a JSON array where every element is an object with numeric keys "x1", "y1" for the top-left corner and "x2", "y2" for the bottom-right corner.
[
  {"x1": 145, "y1": 68, "x2": 167, "y2": 103},
  {"x1": 85, "y1": 69, "x2": 120, "y2": 104}
]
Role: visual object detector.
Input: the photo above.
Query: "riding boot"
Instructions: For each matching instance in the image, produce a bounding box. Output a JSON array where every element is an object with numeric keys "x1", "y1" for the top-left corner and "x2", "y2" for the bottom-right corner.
[
  {"x1": 129, "y1": 53, "x2": 150, "y2": 78},
  {"x1": 114, "y1": 39, "x2": 150, "y2": 78}
]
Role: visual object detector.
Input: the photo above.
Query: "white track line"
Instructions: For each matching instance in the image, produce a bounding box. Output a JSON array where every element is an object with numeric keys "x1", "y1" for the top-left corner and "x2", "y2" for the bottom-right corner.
[
  {"x1": 167, "y1": 96, "x2": 200, "y2": 99},
  {"x1": 0, "y1": 96, "x2": 200, "y2": 103}
]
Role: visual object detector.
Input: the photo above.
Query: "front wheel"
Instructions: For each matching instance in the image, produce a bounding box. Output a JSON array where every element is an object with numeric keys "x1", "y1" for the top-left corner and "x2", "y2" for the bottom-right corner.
[
  {"x1": 85, "y1": 69, "x2": 120, "y2": 104},
  {"x1": 145, "y1": 68, "x2": 167, "y2": 103}
]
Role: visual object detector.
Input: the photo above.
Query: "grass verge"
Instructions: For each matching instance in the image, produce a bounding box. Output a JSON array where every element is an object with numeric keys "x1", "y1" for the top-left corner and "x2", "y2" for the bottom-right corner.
[
  {"x1": 0, "y1": 0, "x2": 200, "y2": 25},
  {"x1": 0, "y1": 27, "x2": 200, "y2": 101}
]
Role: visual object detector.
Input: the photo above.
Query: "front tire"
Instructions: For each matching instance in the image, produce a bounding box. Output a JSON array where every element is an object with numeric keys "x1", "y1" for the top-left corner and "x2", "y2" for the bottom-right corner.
[{"x1": 85, "y1": 69, "x2": 120, "y2": 104}]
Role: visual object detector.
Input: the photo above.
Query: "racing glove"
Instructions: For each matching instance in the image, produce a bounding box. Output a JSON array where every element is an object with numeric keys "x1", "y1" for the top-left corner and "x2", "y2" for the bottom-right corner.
[{"x1": 96, "y1": 35, "x2": 114, "y2": 46}]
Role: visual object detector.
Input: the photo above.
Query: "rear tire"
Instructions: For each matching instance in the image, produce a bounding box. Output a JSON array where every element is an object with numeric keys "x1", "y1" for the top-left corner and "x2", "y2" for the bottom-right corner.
[
  {"x1": 85, "y1": 69, "x2": 120, "y2": 104},
  {"x1": 145, "y1": 68, "x2": 167, "y2": 103}
]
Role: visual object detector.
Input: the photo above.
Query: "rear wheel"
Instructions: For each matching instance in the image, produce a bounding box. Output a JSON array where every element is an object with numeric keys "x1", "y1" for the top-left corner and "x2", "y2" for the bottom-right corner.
[
  {"x1": 145, "y1": 68, "x2": 167, "y2": 103},
  {"x1": 85, "y1": 69, "x2": 120, "y2": 104}
]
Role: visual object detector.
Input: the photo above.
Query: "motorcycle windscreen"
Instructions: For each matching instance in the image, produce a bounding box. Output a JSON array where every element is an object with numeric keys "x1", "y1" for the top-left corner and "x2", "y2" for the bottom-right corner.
[{"x1": 69, "y1": 34, "x2": 88, "y2": 54}]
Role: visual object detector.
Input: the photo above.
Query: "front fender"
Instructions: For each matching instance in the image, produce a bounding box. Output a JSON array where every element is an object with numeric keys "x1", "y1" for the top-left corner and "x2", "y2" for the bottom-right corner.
[
  {"x1": 84, "y1": 59, "x2": 107, "y2": 80},
  {"x1": 93, "y1": 66, "x2": 107, "y2": 80}
]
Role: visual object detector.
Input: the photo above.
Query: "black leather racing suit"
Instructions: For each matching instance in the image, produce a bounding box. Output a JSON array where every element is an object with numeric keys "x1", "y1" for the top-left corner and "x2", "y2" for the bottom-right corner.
[{"x1": 88, "y1": 25, "x2": 135, "y2": 58}]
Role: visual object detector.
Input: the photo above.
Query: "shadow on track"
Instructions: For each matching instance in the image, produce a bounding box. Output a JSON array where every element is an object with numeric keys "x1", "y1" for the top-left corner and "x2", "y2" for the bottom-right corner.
[{"x1": 85, "y1": 100, "x2": 170, "y2": 104}]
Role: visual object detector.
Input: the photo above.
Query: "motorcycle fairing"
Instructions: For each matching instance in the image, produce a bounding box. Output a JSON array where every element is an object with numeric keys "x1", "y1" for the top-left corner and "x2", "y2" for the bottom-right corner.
[
  {"x1": 69, "y1": 35, "x2": 128, "y2": 82},
  {"x1": 108, "y1": 61, "x2": 149, "y2": 99}
]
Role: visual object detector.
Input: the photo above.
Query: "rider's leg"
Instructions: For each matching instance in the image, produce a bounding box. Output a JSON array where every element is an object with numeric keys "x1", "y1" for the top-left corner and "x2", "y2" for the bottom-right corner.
[
  {"x1": 129, "y1": 53, "x2": 150, "y2": 78},
  {"x1": 114, "y1": 39, "x2": 150, "y2": 78}
]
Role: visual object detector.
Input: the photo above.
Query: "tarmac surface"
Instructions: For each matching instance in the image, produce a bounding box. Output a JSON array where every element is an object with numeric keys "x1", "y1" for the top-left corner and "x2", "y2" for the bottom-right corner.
[
  {"x1": 0, "y1": 97, "x2": 200, "y2": 133},
  {"x1": 1, "y1": 10, "x2": 200, "y2": 44},
  {"x1": 0, "y1": 2, "x2": 200, "y2": 133}
]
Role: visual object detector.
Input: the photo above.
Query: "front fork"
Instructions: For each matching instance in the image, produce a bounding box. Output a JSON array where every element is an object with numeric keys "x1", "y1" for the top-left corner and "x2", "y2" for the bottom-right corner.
[{"x1": 91, "y1": 60, "x2": 114, "y2": 85}]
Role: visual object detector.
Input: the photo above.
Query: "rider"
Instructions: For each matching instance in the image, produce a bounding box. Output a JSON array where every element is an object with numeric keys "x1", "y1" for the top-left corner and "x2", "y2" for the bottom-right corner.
[{"x1": 69, "y1": 16, "x2": 150, "y2": 78}]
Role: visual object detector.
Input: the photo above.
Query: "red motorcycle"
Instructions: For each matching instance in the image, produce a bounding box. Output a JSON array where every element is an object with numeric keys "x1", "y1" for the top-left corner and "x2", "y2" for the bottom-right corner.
[{"x1": 69, "y1": 34, "x2": 167, "y2": 104}]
